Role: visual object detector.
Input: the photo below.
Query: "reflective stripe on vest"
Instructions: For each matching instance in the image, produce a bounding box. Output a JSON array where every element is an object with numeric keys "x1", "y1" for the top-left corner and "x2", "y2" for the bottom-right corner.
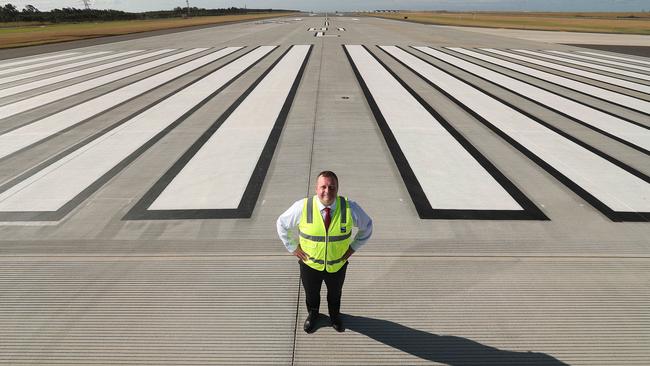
[{"x1": 298, "y1": 195, "x2": 354, "y2": 273}]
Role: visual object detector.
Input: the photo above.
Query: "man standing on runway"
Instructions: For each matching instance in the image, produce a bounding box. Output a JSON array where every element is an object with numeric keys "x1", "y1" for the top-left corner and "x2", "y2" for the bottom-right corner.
[{"x1": 277, "y1": 171, "x2": 373, "y2": 333}]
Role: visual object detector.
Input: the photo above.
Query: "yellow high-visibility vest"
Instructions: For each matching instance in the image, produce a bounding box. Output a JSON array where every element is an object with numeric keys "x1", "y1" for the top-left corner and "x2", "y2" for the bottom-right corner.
[{"x1": 298, "y1": 195, "x2": 354, "y2": 273}]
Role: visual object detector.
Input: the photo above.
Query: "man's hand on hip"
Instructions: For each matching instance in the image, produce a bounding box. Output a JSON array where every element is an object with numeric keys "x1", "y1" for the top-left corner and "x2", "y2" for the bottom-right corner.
[
  {"x1": 292, "y1": 246, "x2": 308, "y2": 261},
  {"x1": 343, "y1": 247, "x2": 355, "y2": 260}
]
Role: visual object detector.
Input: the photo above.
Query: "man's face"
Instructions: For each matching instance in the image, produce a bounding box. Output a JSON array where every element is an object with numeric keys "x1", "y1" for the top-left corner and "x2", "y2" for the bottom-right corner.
[{"x1": 316, "y1": 175, "x2": 338, "y2": 206}]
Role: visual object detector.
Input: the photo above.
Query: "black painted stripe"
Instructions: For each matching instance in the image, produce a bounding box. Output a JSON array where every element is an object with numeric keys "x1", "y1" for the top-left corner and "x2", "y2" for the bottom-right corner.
[
  {"x1": 0, "y1": 49, "x2": 182, "y2": 106},
  {"x1": 344, "y1": 45, "x2": 547, "y2": 221},
  {"x1": 0, "y1": 46, "x2": 271, "y2": 222},
  {"x1": 124, "y1": 45, "x2": 313, "y2": 220},
  {"x1": 0, "y1": 47, "x2": 241, "y2": 163},
  {"x1": 443, "y1": 48, "x2": 649, "y2": 125},
  {"x1": 423, "y1": 47, "x2": 649, "y2": 155},
  {"x1": 487, "y1": 48, "x2": 650, "y2": 97},
  {"x1": 538, "y1": 50, "x2": 650, "y2": 74},
  {"x1": 383, "y1": 46, "x2": 649, "y2": 222},
  {"x1": 575, "y1": 51, "x2": 650, "y2": 67},
  {"x1": 517, "y1": 49, "x2": 650, "y2": 82},
  {"x1": 0, "y1": 48, "x2": 213, "y2": 125},
  {"x1": 469, "y1": 48, "x2": 650, "y2": 114}
]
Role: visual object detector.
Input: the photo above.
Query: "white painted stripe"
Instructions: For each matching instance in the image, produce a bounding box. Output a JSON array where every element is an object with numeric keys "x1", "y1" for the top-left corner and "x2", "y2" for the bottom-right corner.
[
  {"x1": 149, "y1": 45, "x2": 310, "y2": 210},
  {"x1": 517, "y1": 49, "x2": 650, "y2": 81},
  {"x1": 0, "y1": 47, "x2": 242, "y2": 159},
  {"x1": 483, "y1": 48, "x2": 650, "y2": 94},
  {"x1": 0, "y1": 49, "x2": 174, "y2": 99},
  {"x1": 345, "y1": 45, "x2": 522, "y2": 211},
  {"x1": 0, "y1": 52, "x2": 79, "y2": 69},
  {"x1": 0, "y1": 51, "x2": 111, "y2": 77},
  {"x1": 0, "y1": 50, "x2": 143, "y2": 86},
  {"x1": 382, "y1": 46, "x2": 650, "y2": 213},
  {"x1": 416, "y1": 47, "x2": 650, "y2": 151},
  {"x1": 0, "y1": 48, "x2": 206, "y2": 121},
  {"x1": 548, "y1": 50, "x2": 650, "y2": 72},
  {"x1": 452, "y1": 48, "x2": 650, "y2": 114},
  {"x1": 0, "y1": 46, "x2": 276, "y2": 212},
  {"x1": 578, "y1": 51, "x2": 650, "y2": 66}
]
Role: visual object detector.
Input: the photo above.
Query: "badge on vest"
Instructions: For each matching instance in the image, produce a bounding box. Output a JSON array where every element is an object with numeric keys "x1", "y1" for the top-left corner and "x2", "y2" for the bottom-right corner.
[{"x1": 341, "y1": 227, "x2": 346, "y2": 233}]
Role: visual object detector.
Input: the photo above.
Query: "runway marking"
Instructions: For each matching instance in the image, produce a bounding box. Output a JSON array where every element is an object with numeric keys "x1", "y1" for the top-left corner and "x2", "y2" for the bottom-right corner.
[
  {"x1": 338, "y1": 27, "x2": 346, "y2": 31},
  {"x1": 308, "y1": 27, "x2": 326, "y2": 31},
  {"x1": 0, "y1": 46, "x2": 275, "y2": 221},
  {"x1": 516, "y1": 49, "x2": 650, "y2": 82},
  {"x1": 346, "y1": 45, "x2": 545, "y2": 220},
  {"x1": 0, "y1": 50, "x2": 143, "y2": 86},
  {"x1": 450, "y1": 48, "x2": 650, "y2": 115},
  {"x1": 0, "y1": 47, "x2": 242, "y2": 160},
  {"x1": 127, "y1": 45, "x2": 312, "y2": 219},
  {"x1": 547, "y1": 50, "x2": 650, "y2": 73},
  {"x1": 0, "y1": 51, "x2": 111, "y2": 77},
  {"x1": 0, "y1": 49, "x2": 174, "y2": 99},
  {"x1": 315, "y1": 32, "x2": 339, "y2": 37},
  {"x1": 414, "y1": 47, "x2": 650, "y2": 154},
  {"x1": 577, "y1": 51, "x2": 650, "y2": 66},
  {"x1": 482, "y1": 48, "x2": 650, "y2": 94},
  {"x1": 0, "y1": 52, "x2": 79, "y2": 69},
  {"x1": 0, "y1": 48, "x2": 206, "y2": 121},
  {"x1": 381, "y1": 46, "x2": 650, "y2": 222}
]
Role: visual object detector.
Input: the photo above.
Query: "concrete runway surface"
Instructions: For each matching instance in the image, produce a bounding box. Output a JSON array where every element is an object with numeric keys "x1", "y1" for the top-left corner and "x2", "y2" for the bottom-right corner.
[{"x1": 0, "y1": 15, "x2": 648, "y2": 365}]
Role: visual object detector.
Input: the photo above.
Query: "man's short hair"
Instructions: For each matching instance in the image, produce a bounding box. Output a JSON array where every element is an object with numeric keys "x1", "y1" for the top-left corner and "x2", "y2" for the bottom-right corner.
[{"x1": 317, "y1": 170, "x2": 338, "y2": 185}]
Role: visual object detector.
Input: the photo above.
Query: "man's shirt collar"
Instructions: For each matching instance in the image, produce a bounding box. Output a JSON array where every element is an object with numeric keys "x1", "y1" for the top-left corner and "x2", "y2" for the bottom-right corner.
[{"x1": 316, "y1": 197, "x2": 337, "y2": 212}]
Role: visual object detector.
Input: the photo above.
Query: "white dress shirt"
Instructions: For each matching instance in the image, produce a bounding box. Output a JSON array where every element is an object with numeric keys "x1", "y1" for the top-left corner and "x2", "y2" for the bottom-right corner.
[{"x1": 276, "y1": 196, "x2": 373, "y2": 253}]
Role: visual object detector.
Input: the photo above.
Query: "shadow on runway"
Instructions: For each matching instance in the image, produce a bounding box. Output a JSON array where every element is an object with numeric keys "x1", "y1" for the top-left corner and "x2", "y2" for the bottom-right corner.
[{"x1": 341, "y1": 314, "x2": 569, "y2": 366}]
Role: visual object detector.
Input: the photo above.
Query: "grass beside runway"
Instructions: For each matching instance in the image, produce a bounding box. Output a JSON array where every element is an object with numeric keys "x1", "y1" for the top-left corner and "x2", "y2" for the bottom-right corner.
[
  {"x1": 369, "y1": 11, "x2": 650, "y2": 35},
  {"x1": 0, "y1": 13, "x2": 297, "y2": 49}
]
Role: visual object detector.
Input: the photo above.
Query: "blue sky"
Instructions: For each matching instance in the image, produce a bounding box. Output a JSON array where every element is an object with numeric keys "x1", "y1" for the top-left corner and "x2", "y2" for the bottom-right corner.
[{"x1": 5, "y1": 0, "x2": 650, "y2": 12}]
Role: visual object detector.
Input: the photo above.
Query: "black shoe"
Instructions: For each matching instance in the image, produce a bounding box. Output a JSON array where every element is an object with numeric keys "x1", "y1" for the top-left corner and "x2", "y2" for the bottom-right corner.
[
  {"x1": 331, "y1": 315, "x2": 344, "y2": 332},
  {"x1": 303, "y1": 311, "x2": 319, "y2": 333}
]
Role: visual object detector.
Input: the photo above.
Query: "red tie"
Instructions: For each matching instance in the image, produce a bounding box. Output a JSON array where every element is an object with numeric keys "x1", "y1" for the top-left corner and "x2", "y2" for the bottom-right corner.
[{"x1": 324, "y1": 207, "x2": 331, "y2": 231}]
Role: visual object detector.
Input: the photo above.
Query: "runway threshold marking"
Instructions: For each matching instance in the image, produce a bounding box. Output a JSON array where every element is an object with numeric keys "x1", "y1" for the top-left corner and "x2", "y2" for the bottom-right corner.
[
  {"x1": 451, "y1": 48, "x2": 650, "y2": 115},
  {"x1": 0, "y1": 46, "x2": 275, "y2": 221},
  {"x1": 482, "y1": 48, "x2": 650, "y2": 95},
  {"x1": 0, "y1": 50, "x2": 144, "y2": 86},
  {"x1": 517, "y1": 49, "x2": 650, "y2": 81},
  {"x1": 547, "y1": 50, "x2": 650, "y2": 73},
  {"x1": 381, "y1": 46, "x2": 650, "y2": 222},
  {"x1": 0, "y1": 47, "x2": 242, "y2": 160},
  {"x1": 0, "y1": 51, "x2": 111, "y2": 77},
  {"x1": 414, "y1": 47, "x2": 650, "y2": 154},
  {"x1": 0, "y1": 49, "x2": 175, "y2": 99},
  {"x1": 345, "y1": 45, "x2": 545, "y2": 220},
  {"x1": 126, "y1": 45, "x2": 312, "y2": 220},
  {"x1": 0, "y1": 48, "x2": 206, "y2": 121},
  {"x1": 577, "y1": 51, "x2": 650, "y2": 66},
  {"x1": 0, "y1": 52, "x2": 79, "y2": 69}
]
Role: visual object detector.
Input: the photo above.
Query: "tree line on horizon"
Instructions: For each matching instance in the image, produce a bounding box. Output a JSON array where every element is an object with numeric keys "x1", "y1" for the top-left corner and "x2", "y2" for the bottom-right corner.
[{"x1": 0, "y1": 3, "x2": 294, "y2": 23}]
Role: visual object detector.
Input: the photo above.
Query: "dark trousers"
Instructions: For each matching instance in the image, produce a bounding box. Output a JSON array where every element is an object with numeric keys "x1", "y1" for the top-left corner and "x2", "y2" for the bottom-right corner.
[{"x1": 299, "y1": 260, "x2": 348, "y2": 317}]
